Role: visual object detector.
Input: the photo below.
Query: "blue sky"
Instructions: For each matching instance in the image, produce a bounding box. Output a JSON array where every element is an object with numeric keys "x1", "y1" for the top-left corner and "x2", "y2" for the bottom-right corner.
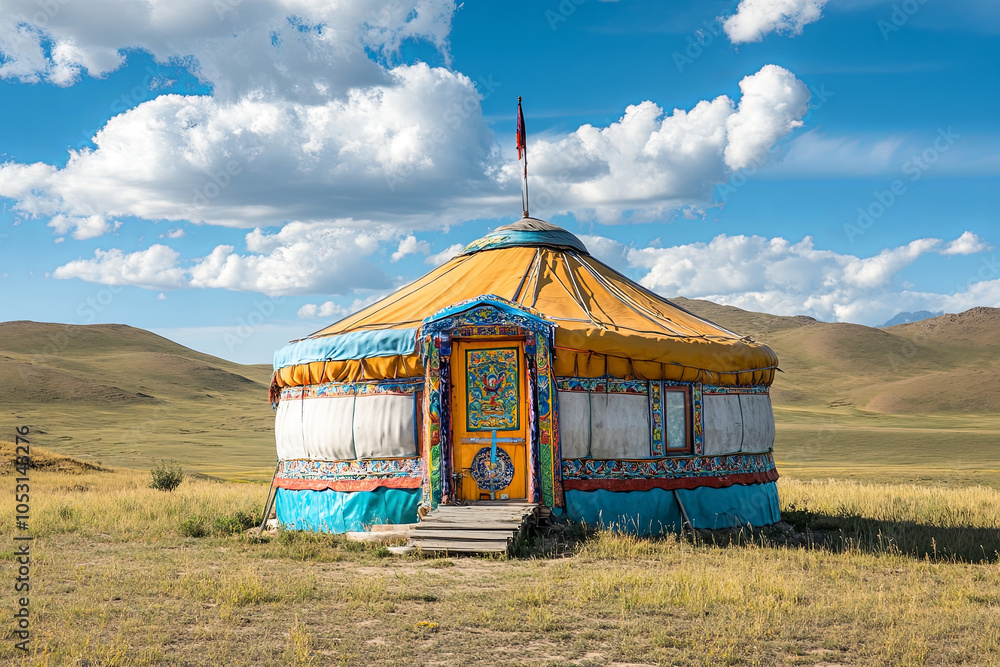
[{"x1": 0, "y1": 0, "x2": 997, "y2": 364}]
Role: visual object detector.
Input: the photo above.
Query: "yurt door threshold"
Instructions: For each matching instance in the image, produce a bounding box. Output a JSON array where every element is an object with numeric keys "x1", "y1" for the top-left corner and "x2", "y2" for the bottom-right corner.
[
  {"x1": 451, "y1": 339, "x2": 530, "y2": 503},
  {"x1": 406, "y1": 502, "x2": 542, "y2": 554}
]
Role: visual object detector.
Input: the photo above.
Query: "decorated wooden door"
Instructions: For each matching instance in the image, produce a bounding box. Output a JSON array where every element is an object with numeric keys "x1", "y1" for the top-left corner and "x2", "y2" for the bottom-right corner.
[{"x1": 451, "y1": 340, "x2": 528, "y2": 501}]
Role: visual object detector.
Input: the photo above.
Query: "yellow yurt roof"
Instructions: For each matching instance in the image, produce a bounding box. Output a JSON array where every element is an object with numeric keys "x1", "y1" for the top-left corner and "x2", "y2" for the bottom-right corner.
[{"x1": 273, "y1": 217, "x2": 778, "y2": 387}]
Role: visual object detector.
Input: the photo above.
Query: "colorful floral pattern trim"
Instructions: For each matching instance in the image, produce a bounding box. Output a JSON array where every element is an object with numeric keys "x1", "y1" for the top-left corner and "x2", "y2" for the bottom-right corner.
[
  {"x1": 702, "y1": 384, "x2": 770, "y2": 394},
  {"x1": 535, "y1": 331, "x2": 561, "y2": 507},
  {"x1": 280, "y1": 378, "x2": 423, "y2": 401},
  {"x1": 275, "y1": 457, "x2": 423, "y2": 492},
  {"x1": 556, "y1": 377, "x2": 647, "y2": 394},
  {"x1": 650, "y1": 381, "x2": 664, "y2": 456},
  {"x1": 453, "y1": 325, "x2": 521, "y2": 338},
  {"x1": 561, "y1": 451, "x2": 776, "y2": 481}
]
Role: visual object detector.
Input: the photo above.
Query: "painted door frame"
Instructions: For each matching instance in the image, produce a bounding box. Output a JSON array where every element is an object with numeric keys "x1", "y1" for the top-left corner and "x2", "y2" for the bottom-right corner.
[{"x1": 417, "y1": 295, "x2": 563, "y2": 511}]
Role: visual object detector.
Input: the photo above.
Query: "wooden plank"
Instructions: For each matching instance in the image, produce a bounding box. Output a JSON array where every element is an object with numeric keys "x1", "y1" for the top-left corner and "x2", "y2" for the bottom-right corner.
[
  {"x1": 420, "y1": 513, "x2": 526, "y2": 523},
  {"x1": 428, "y1": 513, "x2": 532, "y2": 520},
  {"x1": 415, "y1": 521, "x2": 520, "y2": 529},
  {"x1": 410, "y1": 540, "x2": 510, "y2": 552},
  {"x1": 433, "y1": 516, "x2": 525, "y2": 521},
  {"x1": 409, "y1": 530, "x2": 515, "y2": 540},
  {"x1": 437, "y1": 509, "x2": 535, "y2": 514},
  {"x1": 419, "y1": 517, "x2": 524, "y2": 523},
  {"x1": 368, "y1": 523, "x2": 418, "y2": 533},
  {"x1": 410, "y1": 533, "x2": 512, "y2": 542},
  {"x1": 421, "y1": 511, "x2": 534, "y2": 519},
  {"x1": 410, "y1": 536, "x2": 509, "y2": 544},
  {"x1": 432, "y1": 504, "x2": 526, "y2": 507},
  {"x1": 431, "y1": 508, "x2": 531, "y2": 514},
  {"x1": 420, "y1": 523, "x2": 521, "y2": 529}
]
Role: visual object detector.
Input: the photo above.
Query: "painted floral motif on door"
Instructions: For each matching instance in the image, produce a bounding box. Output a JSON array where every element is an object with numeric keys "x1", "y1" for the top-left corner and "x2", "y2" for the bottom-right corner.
[{"x1": 466, "y1": 347, "x2": 520, "y2": 431}]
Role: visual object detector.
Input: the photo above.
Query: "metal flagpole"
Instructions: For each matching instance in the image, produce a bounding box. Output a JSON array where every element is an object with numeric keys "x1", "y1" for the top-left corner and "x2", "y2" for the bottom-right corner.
[{"x1": 518, "y1": 96, "x2": 529, "y2": 218}]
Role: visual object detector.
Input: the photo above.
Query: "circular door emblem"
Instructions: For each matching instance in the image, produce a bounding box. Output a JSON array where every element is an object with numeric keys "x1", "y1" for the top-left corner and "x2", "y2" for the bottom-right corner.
[{"x1": 469, "y1": 447, "x2": 515, "y2": 491}]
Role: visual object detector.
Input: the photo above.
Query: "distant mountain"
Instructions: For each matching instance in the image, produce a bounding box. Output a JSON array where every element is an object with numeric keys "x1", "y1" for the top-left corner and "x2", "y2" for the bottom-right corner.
[{"x1": 880, "y1": 310, "x2": 944, "y2": 327}]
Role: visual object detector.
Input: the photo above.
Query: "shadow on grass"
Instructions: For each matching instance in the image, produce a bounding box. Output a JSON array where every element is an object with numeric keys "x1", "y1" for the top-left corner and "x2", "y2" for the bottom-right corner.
[
  {"x1": 780, "y1": 505, "x2": 1000, "y2": 563},
  {"x1": 238, "y1": 515, "x2": 1000, "y2": 564},
  {"x1": 510, "y1": 512, "x2": 1000, "y2": 564}
]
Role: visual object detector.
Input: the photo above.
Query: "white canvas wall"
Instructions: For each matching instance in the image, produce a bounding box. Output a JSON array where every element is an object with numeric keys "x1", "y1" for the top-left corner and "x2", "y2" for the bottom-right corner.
[
  {"x1": 589, "y1": 393, "x2": 650, "y2": 458},
  {"x1": 558, "y1": 390, "x2": 591, "y2": 458},
  {"x1": 353, "y1": 394, "x2": 418, "y2": 459},
  {"x1": 275, "y1": 393, "x2": 418, "y2": 461},
  {"x1": 275, "y1": 398, "x2": 306, "y2": 461},
  {"x1": 703, "y1": 393, "x2": 774, "y2": 455},
  {"x1": 703, "y1": 394, "x2": 743, "y2": 455},
  {"x1": 739, "y1": 394, "x2": 775, "y2": 453},
  {"x1": 300, "y1": 395, "x2": 356, "y2": 460}
]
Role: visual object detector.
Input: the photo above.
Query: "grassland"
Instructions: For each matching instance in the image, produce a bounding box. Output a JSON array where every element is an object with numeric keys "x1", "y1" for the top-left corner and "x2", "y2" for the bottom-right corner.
[
  {"x1": 774, "y1": 407, "x2": 1000, "y2": 488},
  {"x1": 3, "y1": 446, "x2": 1000, "y2": 666},
  {"x1": 4, "y1": 309, "x2": 1000, "y2": 663}
]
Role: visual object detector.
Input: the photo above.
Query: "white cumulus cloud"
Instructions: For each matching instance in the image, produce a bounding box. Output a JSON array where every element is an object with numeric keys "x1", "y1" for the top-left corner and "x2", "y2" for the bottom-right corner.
[
  {"x1": 297, "y1": 293, "x2": 390, "y2": 320},
  {"x1": 188, "y1": 222, "x2": 396, "y2": 295},
  {"x1": 297, "y1": 301, "x2": 350, "y2": 320},
  {"x1": 722, "y1": 0, "x2": 828, "y2": 44},
  {"x1": 0, "y1": 63, "x2": 497, "y2": 230},
  {"x1": 942, "y1": 230, "x2": 992, "y2": 255},
  {"x1": 53, "y1": 220, "x2": 400, "y2": 295},
  {"x1": 616, "y1": 231, "x2": 996, "y2": 325},
  {"x1": 0, "y1": 0, "x2": 457, "y2": 97},
  {"x1": 392, "y1": 235, "x2": 431, "y2": 262},
  {"x1": 723, "y1": 65, "x2": 809, "y2": 170},
  {"x1": 53, "y1": 244, "x2": 188, "y2": 290},
  {"x1": 424, "y1": 243, "x2": 464, "y2": 266},
  {"x1": 47, "y1": 214, "x2": 121, "y2": 240},
  {"x1": 518, "y1": 65, "x2": 809, "y2": 223}
]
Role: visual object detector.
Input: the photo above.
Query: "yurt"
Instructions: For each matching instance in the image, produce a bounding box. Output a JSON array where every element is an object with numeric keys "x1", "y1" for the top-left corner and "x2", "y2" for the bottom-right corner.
[{"x1": 269, "y1": 216, "x2": 781, "y2": 535}]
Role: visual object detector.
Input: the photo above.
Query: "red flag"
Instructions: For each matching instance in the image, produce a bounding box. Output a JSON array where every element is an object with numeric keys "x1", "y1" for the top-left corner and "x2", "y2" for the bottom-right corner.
[{"x1": 516, "y1": 97, "x2": 526, "y2": 160}]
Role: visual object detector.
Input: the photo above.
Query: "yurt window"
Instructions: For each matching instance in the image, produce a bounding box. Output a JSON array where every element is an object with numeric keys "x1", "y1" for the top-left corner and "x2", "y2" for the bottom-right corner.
[
  {"x1": 650, "y1": 382, "x2": 691, "y2": 456},
  {"x1": 662, "y1": 387, "x2": 691, "y2": 453}
]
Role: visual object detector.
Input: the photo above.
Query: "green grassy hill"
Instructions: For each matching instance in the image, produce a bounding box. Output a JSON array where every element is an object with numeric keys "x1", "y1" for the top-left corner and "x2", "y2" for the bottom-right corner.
[{"x1": 0, "y1": 321, "x2": 276, "y2": 479}]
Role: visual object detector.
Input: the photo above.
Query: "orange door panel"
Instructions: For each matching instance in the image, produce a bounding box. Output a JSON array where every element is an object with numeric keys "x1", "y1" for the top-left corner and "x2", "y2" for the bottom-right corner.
[{"x1": 451, "y1": 340, "x2": 528, "y2": 501}]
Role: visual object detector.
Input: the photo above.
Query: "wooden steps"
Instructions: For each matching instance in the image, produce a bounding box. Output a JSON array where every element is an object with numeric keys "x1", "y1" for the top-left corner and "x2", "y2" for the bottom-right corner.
[{"x1": 405, "y1": 502, "x2": 540, "y2": 554}]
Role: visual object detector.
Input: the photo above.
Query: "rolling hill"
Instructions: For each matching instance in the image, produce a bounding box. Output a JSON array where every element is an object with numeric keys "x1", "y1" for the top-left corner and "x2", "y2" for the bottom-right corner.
[{"x1": 0, "y1": 321, "x2": 276, "y2": 479}]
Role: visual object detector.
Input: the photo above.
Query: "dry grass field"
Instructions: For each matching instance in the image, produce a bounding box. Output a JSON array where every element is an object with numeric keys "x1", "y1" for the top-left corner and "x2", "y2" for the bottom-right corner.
[
  {"x1": 4, "y1": 309, "x2": 1000, "y2": 664},
  {"x1": 3, "y1": 444, "x2": 1000, "y2": 666}
]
